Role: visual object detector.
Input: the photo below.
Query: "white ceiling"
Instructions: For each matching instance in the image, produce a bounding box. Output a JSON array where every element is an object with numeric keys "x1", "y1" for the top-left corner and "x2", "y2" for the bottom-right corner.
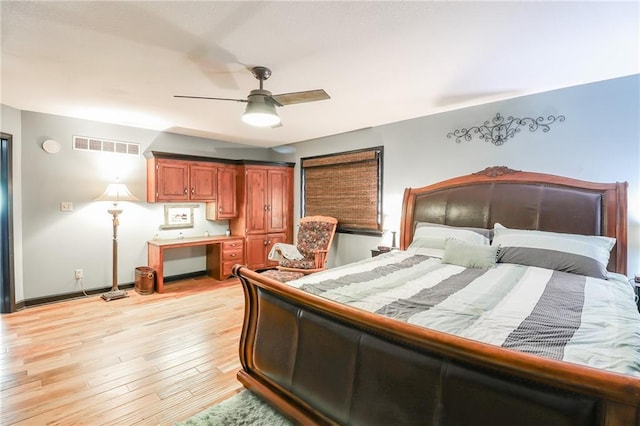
[{"x1": 1, "y1": 1, "x2": 638, "y2": 148}]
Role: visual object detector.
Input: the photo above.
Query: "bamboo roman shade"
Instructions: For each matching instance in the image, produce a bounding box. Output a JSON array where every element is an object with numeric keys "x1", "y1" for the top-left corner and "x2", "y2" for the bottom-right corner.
[{"x1": 302, "y1": 147, "x2": 383, "y2": 234}]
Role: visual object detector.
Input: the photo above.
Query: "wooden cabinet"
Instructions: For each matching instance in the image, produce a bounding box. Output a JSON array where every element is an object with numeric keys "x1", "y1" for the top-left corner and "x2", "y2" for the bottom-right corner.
[
  {"x1": 148, "y1": 155, "x2": 238, "y2": 219},
  {"x1": 217, "y1": 166, "x2": 238, "y2": 218},
  {"x1": 245, "y1": 167, "x2": 290, "y2": 235},
  {"x1": 147, "y1": 158, "x2": 216, "y2": 202},
  {"x1": 149, "y1": 160, "x2": 188, "y2": 201},
  {"x1": 206, "y1": 166, "x2": 237, "y2": 220},
  {"x1": 245, "y1": 233, "x2": 287, "y2": 270},
  {"x1": 147, "y1": 153, "x2": 293, "y2": 271},
  {"x1": 207, "y1": 238, "x2": 244, "y2": 280},
  {"x1": 267, "y1": 168, "x2": 289, "y2": 233},
  {"x1": 190, "y1": 163, "x2": 217, "y2": 200},
  {"x1": 230, "y1": 163, "x2": 294, "y2": 270}
]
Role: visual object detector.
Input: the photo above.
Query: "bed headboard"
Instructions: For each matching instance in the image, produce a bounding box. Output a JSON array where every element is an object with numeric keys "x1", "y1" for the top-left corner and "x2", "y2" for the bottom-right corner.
[{"x1": 400, "y1": 166, "x2": 628, "y2": 274}]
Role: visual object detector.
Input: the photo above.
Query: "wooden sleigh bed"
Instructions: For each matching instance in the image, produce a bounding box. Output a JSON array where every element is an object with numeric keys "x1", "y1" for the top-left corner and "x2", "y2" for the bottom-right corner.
[{"x1": 233, "y1": 166, "x2": 639, "y2": 426}]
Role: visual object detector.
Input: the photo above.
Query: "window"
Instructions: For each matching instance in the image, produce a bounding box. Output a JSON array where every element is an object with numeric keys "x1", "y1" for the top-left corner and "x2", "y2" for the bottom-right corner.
[{"x1": 302, "y1": 147, "x2": 383, "y2": 235}]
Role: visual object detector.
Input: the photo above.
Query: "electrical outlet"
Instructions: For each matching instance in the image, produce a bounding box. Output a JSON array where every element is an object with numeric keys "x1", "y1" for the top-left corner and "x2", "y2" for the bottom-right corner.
[
  {"x1": 60, "y1": 202, "x2": 73, "y2": 212},
  {"x1": 75, "y1": 269, "x2": 83, "y2": 280}
]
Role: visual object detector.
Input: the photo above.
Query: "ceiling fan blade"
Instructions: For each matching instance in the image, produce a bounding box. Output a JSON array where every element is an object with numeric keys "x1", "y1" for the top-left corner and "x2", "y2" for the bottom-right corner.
[
  {"x1": 271, "y1": 89, "x2": 330, "y2": 106},
  {"x1": 174, "y1": 95, "x2": 247, "y2": 103}
]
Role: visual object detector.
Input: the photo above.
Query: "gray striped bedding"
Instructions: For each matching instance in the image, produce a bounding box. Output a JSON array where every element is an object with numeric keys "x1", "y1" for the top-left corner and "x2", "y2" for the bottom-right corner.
[{"x1": 287, "y1": 250, "x2": 640, "y2": 377}]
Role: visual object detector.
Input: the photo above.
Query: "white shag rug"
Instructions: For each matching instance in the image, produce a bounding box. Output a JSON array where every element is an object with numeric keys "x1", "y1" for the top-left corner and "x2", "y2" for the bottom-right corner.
[{"x1": 174, "y1": 390, "x2": 294, "y2": 426}]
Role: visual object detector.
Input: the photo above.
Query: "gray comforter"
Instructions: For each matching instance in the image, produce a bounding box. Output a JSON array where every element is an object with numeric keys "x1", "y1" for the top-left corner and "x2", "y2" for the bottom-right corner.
[{"x1": 288, "y1": 250, "x2": 640, "y2": 377}]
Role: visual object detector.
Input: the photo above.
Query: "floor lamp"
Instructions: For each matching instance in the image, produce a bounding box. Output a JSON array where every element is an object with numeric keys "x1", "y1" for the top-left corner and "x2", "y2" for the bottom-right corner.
[{"x1": 96, "y1": 181, "x2": 138, "y2": 301}]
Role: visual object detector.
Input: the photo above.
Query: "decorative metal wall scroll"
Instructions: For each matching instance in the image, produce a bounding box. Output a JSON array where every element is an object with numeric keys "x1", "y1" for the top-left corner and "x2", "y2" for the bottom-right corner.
[{"x1": 447, "y1": 113, "x2": 565, "y2": 146}]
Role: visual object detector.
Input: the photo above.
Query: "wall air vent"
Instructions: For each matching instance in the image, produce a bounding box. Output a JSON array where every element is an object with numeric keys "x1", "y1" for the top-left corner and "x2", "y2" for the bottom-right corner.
[{"x1": 73, "y1": 135, "x2": 140, "y2": 156}]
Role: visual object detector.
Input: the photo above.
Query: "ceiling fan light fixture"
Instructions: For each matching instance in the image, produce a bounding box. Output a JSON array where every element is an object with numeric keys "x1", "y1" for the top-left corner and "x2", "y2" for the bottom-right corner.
[
  {"x1": 242, "y1": 94, "x2": 281, "y2": 127},
  {"x1": 176, "y1": 66, "x2": 329, "y2": 129},
  {"x1": 242, "y1": 109, "x2": 280, "y2": 127}
]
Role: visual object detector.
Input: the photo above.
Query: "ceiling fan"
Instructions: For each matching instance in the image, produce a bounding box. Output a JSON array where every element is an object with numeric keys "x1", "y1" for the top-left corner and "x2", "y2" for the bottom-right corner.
[{"x1": 175, "y1": 66, "x2": 330, "y2": 127}]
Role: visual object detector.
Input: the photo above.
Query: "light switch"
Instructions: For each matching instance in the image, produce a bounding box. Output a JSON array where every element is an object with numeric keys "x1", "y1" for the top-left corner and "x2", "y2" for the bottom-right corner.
[{"x1": 60, "y1": 202, "x2": 73, "y2": 212}]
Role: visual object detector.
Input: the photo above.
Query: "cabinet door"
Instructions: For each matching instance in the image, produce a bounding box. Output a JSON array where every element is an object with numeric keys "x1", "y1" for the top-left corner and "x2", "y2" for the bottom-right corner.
[
  {"x1": 156, "y1": 160, "x2": 189, "y2": 201},
  {"x1": 190, "y1": 163, "x2": 217, "y2": 200},
  {"x1": 245, "y1": 234, "x2": 268, "y2": 270},
  {"x1": 267, "y1": 168, "x2": 289, "y2": 234},
  {"x1": 266, "y1": 233, "x2": 287, "y2": 267},
  {"x1": 245, "y1": 233, "x2": 288, "y2": 269},
  {"x1": 216, "y1": 167, "x2": 237, "y2": 218},
  {"x1": 245, "y1": 168, "x2": 268, "y2": 234}
]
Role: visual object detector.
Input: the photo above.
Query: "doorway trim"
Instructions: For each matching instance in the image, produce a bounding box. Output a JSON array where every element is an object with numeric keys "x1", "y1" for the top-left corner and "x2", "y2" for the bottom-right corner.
[{"x1": 1, "y1": 132, "x2": 15, "y2": 313}]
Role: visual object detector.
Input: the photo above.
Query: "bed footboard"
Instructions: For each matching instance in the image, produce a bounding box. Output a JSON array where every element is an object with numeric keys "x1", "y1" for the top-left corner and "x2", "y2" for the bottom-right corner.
[{"x1": 234, "y1": 266, "x2": 639, "y2": 426}]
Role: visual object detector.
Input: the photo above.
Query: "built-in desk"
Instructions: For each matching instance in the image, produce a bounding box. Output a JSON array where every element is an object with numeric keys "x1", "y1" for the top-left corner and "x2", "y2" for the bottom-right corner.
[{"x1": 147, "y1": 235, "x2": 244, "y2": 293}]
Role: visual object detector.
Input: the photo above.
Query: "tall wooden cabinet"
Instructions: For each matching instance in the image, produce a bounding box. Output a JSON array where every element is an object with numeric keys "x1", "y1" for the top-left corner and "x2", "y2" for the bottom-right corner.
[{"x1": 229, "y1": 163, "x2": 295, "y2": 270}]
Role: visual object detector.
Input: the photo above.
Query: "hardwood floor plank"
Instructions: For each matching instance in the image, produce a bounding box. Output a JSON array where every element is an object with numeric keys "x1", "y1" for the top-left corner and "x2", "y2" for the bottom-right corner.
[
  {"x1": 152, "y1": 386, "x2": 241, "y2": 426},
  {"x1": 104, "y1": 390, "x2": 191, "y2": 426},
  {"x1": 10, "y1": 385, "x2": 132, "y2": 426},
  {"x1": 126, "y1": 366, "x2": 201, "y2": 395},
  {"x1": 0, "y1": 378, "x2": 41, "y2": 398},
  {"x1": 0, "y1": 277, "x2": 245, "y2": 425}
]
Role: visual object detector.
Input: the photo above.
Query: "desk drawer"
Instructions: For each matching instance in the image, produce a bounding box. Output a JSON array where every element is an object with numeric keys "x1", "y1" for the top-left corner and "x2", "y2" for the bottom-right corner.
[
  {"x1": 223, "y1": 239, "x2": 244, "y2": 251},
  {"x1": 208, "y1": 239, "x2": 245, "y2": 280},
  {"x1": 222, "y1": 260, "x2": 240, "y2": 277},
  {"x1": 223, "y1": 248, "x2": 243, "y2": 262}
]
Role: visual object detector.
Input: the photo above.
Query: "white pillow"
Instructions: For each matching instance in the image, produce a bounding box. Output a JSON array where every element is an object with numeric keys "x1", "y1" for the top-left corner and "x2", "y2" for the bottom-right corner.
[
  {"x1": 415, "y1": 222, "x2": 493, "y2": 241},
  {"x1": 408, "y1": 224, "x2": 490, "y2": 256},
  {"x1": 442, "y1": 238, "x2": 499, "y2": 269}
]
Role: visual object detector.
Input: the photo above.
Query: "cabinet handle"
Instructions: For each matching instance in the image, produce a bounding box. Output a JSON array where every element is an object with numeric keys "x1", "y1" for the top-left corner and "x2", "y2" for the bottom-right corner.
[
  {"x1": 267, "y1": 204, "x2": 271, "y2": 212},
  {"x1": 264, "y1": 205, "x2": 268, "y2": 211},
  {"x1": 219, "y1": 206, "x2": 222, "y2": 212},
  {"x1": 230, "y1": 253, "x2": 237, "y2": 257},
  {"x1": 263, "y1": 240, "x2": 268, "y2": 246},
  {"x1": 184, "y1": 188, "x2": 188, "y2": 195},
  {"x1": 191, "y1": 188, "x2": 195, "y2": 195}
]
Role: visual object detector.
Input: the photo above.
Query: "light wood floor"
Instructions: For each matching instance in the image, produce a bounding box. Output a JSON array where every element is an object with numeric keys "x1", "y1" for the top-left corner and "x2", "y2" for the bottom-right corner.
[{"x1": 0, "y1": 276, "x2": 246, "y2": 425}]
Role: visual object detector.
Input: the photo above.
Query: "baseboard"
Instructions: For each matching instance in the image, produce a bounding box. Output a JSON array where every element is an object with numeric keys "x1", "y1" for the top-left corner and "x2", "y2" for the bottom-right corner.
[{"x1": 18, "y1": 270, "x2": 207, "y2": 309}]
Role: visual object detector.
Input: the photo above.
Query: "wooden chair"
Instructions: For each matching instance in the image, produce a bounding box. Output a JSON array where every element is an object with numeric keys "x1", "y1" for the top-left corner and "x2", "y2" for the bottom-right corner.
[{"x1": 277, "y1": 215, "x2": 338, "y2": 274}]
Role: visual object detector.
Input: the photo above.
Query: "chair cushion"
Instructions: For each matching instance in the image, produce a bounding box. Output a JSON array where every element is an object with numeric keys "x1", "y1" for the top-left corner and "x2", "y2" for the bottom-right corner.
[
  {"x1": 278, "y1": 258, "x2": 317, "y2": 269},
  {"x1": 297, "y1": 221, "x2": 336, "y2": 258},
  {"x1": 260, "y1": 269, "x2": 305, "y2": 283}
]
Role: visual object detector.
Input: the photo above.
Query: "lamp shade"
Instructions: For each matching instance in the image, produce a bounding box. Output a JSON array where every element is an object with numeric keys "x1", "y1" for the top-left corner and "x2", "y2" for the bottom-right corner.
[
  {"x1": 241, "y1": 90, "x2": 281, "y2": 127},
  {"x1": 96, "y1": 183, "x2": 138, "y2": 203}
]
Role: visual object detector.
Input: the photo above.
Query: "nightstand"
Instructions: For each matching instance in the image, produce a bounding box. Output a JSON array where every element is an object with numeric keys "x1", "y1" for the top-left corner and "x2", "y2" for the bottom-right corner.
[{"x1": 371, "y1": 247, "x2": 396, "y2": 257}]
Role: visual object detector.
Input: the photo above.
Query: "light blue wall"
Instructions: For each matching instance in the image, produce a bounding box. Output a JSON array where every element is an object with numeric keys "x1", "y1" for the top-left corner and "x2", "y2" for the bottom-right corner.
[
  {"x1": 3, "y1": 74, "x2": 639, "y2": 301},
  {"x1": 16, "y1": 112, "x2": 270, "y2": 300},
  {"x1": 278, "y1": 75, "x2": 640, "y2": 276}
]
